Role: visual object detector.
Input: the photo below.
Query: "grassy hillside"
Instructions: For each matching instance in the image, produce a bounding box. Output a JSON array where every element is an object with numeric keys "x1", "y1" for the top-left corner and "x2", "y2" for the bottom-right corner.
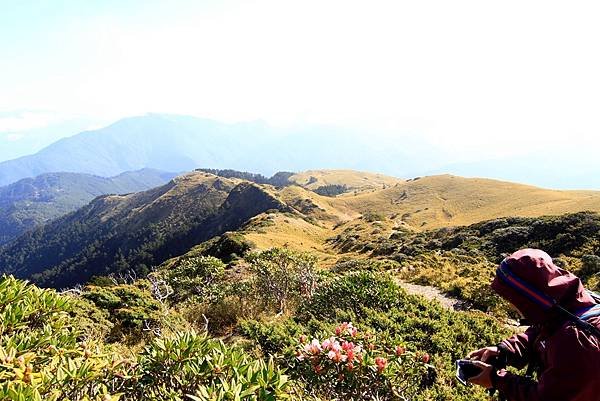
[
  {"x1": 333, "y1": 174, "x2": 600, "y2": 229},
  {"x1": 233, "y1": 174, "x2": 600, "y2": 262},
  {"x1": 326, "y1": 211, "x2": 600, "y2": 311},
  {"x1": 198, "y1": 168, "x2": 403, "y2": 195},
  {"x1": 288, "y1": 169, "x2": 402, "y2": 193}
]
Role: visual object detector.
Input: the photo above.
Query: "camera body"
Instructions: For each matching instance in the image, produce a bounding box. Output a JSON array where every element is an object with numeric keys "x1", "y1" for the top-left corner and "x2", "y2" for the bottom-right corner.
[{"x1": 455, "y1": 359, "x2": 483, "y2": 386}]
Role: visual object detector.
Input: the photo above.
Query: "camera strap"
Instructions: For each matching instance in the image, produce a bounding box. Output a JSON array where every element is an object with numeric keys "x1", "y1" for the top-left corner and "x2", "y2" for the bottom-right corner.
[{"x1": 497, "y1": 261, "x2": 600, "y2": 338}]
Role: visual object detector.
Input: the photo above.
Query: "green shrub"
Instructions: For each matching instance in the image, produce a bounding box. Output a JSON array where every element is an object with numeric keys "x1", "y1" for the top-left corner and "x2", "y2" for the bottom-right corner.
[
  {"x1": 362, "y1": 212, "x2": 385, "y2": 223},
  {"x1": 242, "y1": 271, "x2": 510, "y2": 401},
  {"x1": 135, "y1": 331, "x2": 291, "y2": 401},
  {"x1": 164, "y1": 256, "x2": 226, "y2": 303},
  {"x1": 298, "y1": 271, "x2": 404, "y2": 321},
  {"x1": 82, "y1": 282, "x2": 166, "y2": 342},
  {"x1": 0, "y1": 275, "x2": 133, "y2": 401},
  {"x1": 246, "y1": 248, "x2": 318, "y2": 314},
  {"x1": 313, "y1": 184, "x2": 348, "y2": 197},
  {"x1": 202, "y1": 232, "x2": 253, "y2": 262},
  {"x1": 0, "y1": 276, "x2": 293, "y2": 401}
]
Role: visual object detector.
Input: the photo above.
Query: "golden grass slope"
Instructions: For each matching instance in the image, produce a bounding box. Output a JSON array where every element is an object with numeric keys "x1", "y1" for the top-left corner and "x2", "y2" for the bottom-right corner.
[
  {"x1": 237, "y1": 174, "x2": 600, "y2": 260},
  {"x1": 288, "y1": 169, "x2": 402, "y2": 192},
  {"x1": 243, "y1": 213, "x2": 338, "y2": 263},
  {"x1": 95, "y1": 172, "x2": 239, "y2": 223},
  {"x1": 161, "y1": 171, "x2": 600, "y2": 267},
  {"x1": 330, "y1": 174, "x2": 600, "y2": 229}
]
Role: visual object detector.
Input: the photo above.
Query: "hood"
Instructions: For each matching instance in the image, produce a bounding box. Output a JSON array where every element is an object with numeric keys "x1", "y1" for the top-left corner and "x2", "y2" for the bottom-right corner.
[{"x1": 491, "y1": 249, "x2": 596, "y2": 324}]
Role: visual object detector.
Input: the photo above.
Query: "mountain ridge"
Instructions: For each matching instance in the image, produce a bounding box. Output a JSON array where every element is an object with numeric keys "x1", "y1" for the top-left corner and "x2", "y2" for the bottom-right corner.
[
  {"x1": 0, "y1": 172, "x2": 292, "y2": 287},
  {"x1": 3, "y1": 170, "x2": 600, "y2": 288}
]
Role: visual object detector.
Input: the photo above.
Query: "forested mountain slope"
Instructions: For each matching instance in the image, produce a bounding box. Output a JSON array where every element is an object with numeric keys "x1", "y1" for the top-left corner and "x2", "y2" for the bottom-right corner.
[
  {"x1": 0, "y1": 169, "x2": 176, "y2": 244},
  {"x1": 0, "y1": 172, "x2": 289, "y2": 287}
]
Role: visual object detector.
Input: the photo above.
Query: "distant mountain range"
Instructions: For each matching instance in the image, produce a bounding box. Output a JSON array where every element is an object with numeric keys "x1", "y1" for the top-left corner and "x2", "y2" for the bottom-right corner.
[
  {"x1": 2, "y1": 113, "x2": 599, "y2": 190},
  {"x1": 0, "y1": 169, "x2": 176, "y2": 245},
  {"x1": 0, "y1": 113, "x2": 435, "y2": 187}
]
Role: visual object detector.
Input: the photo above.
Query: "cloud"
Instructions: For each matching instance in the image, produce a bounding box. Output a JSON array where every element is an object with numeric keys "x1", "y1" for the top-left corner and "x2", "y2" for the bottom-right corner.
[
  {"x1": 3, "y1": 133, "x2": 26, "y2": 142},
  {"x1": 0, "y1": 111, "x2": 61, "y2": 133}
]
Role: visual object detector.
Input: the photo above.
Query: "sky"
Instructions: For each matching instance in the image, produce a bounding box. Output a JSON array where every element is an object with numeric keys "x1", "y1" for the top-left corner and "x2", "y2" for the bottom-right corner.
[{"x1": 1, "y1": 0, "x2": 600, "y2": 186}]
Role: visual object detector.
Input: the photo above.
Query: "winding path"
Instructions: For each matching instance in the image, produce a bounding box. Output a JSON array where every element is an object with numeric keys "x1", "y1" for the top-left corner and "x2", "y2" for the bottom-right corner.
[{"x1": 397, "y1": 281, "x2": 464, "y2": 310}]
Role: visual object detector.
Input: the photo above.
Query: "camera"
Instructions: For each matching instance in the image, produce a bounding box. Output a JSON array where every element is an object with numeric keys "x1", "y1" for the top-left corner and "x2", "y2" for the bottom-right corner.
[{"x1": 455, "y1": 359, "x2": 483, "y2": 386}]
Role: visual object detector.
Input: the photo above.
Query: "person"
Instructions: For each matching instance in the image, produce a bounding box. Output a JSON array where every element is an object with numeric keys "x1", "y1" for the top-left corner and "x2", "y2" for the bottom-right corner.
[{"x1": 467, "y1": 248, "x2": 600, "y2": 401}]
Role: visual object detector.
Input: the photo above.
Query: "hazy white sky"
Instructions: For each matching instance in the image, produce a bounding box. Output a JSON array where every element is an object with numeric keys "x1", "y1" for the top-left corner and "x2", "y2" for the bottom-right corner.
[{"x1": 1, "y1": 0, "x2": 600, "y2": 166}]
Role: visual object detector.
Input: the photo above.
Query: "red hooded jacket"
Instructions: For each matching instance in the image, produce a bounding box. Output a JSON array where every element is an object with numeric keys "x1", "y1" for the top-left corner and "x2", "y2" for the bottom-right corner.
[{"x1": 491, "y1": 249, "x2": 600, "y2": 401}]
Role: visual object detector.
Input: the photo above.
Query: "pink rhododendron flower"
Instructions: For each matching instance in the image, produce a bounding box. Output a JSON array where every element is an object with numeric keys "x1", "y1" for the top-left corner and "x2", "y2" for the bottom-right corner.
[
  {"x1": 328, "y1": 350, "x2": 346, "y2": 363},
  {"x1": 421, "y1": 353, "x2": 430, "y2": 363},
  {"x1": 304, "y1": 339, "x2": 321, "y2": 355},
  {"x1": 346, "y1": 348, "x2": 355, "y2": 362},
  {"x1": 322, "y1": 337, "x2": 336, "y2": 350},
  {"x1": 335, "y1": 322, "x2": 358, "y2": 337},
  {"x1": 395, "y1": 345, "x2": 406, "y2": 356},
  {"x1": 375, "y1": 357, "x2": 387, "y2": 373}
]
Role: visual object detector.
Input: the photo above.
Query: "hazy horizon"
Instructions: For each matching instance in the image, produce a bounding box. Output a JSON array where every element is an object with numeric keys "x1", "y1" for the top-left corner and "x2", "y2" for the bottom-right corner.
[{"x1": 2, "y1": 1, "x2": 600, "y2": 189}]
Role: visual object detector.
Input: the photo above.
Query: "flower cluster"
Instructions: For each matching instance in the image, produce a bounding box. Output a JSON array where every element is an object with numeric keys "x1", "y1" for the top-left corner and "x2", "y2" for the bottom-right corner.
[
  {"x1": 292, "y1": 322, "x2": 433, "y2": 399},
  {"x1": 335, "y1": 321, "x2": 358, "y2": 337},
  {"x1": 298, "y1": 332, "x2": 364, "y2": 373},
  {"x1": 295, "y1": 322, "x2": 430, "y2": 375}
]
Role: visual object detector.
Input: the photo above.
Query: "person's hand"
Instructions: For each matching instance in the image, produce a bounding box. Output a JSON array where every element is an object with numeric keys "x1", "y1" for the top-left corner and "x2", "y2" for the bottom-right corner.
[
  {"x1": 467, "y1": 346, "x2": 499, "y2": 363},
  {"x1": 467, "y1": 360, "x2": 494, "y2": 389}
]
